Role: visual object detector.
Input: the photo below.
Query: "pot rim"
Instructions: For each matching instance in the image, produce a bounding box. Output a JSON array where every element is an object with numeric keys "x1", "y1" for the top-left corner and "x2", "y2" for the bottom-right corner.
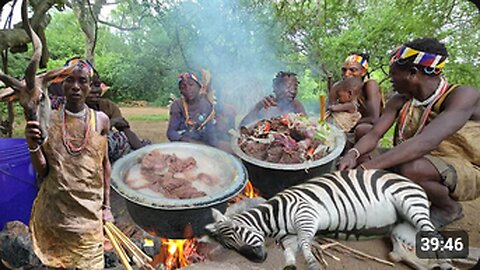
[
  {"x1": 111, "y1": 142, "x2": 248, "y2": 210},
  {"x1": 231, "y1": 121, "x2": 346, "y2": 170}
]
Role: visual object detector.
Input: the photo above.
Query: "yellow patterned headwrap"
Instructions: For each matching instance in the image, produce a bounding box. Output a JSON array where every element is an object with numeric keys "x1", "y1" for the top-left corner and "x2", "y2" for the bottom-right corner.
[
  {"x1": 390, "y1": 45, "x2": 447, "y2": 71},
  {"x1": 345, "y1": 54, "x2": 369, "y2": 70}
]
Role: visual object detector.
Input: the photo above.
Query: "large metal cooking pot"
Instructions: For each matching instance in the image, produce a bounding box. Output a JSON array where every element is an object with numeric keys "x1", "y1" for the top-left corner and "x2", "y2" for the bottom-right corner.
[
  {"x1": 111, "y1": 142, "x2": 247, "y2": 239},
  {"x1": 231, "y1": 123, "x2": 346, "y2": 198}
]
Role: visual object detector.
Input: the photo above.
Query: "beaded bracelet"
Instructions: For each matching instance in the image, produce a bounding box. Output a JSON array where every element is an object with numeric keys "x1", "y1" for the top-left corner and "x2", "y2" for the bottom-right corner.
[{"x1": 102, "y1": 204, "x2": 111, "y2": 210}]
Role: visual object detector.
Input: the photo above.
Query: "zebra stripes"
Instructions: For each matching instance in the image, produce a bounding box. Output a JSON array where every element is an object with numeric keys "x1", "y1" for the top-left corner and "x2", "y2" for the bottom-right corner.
[{"x1": 206, "y1": 169, "x2": 436, "y2": 270}]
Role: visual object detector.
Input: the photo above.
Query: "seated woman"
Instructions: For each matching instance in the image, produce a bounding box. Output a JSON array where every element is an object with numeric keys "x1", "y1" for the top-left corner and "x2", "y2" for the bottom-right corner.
[
  {"x1": 86, "y1": 71, "x2": 150, "y2": 162},
  {"x1": 329, "y1": 53, "x2": 383, "y2": 141},
  {"x1": 167, "y1": 72, "x2": 217, "y2": 146},
  {"x1": 326, "y1": 77, "x2": 363, "y2": 133},
  {"x1": 240, "y1": 71, "x2": 306, "y2": 127}
]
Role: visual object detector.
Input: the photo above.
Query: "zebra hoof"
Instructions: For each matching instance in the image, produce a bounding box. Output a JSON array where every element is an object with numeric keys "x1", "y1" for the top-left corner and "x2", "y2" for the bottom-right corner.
[
  {"x1": 283, "y1": 265, "x2": 296, "y2": 270},
  {"x1": 388, "y1": 251, "x2": 402, "y2": 262}
]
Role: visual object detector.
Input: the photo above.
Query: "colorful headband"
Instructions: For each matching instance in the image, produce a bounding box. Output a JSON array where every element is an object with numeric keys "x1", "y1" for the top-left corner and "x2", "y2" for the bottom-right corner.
[
  {"x1": 64, "y1": 58, "x2": 95, "y2": 78},
  {"x1": 345, "y1": 54, "x2": 369, "y2": 70},
  {"x1": 178, "y1": 72, "x2": 201, "y2": 86},
  {"x1": 390, "y1": 45, "x2": 447, "y2": 71},
  {"x1": 50, "y1": 58, "x2": 95, "y2": 83}
]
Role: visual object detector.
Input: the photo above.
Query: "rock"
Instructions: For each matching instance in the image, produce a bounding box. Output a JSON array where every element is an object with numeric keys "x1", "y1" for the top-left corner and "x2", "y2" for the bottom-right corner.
[
  {"x1": 0, "y1": 221, "x2": 41, "y2": 269},
  {"x1": 104, "y1": 250, "x2": 119, "y2": 268}
]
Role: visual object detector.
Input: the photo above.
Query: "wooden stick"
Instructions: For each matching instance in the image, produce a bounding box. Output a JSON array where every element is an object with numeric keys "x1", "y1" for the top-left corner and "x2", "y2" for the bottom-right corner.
[
  {"x1": 320, "y1": 95, "x2": 326, "y2": 121},
  {"x1": 321, "y1": 238, "x2": 395, "y2": 267},
  {"x1": 323, "y1": 250, "x2": 341, "y2": 261},
  {"x1": 106, "y1": 223, "x2": 146, "y2": 266},
  {"x1": 104, "y1": 225, "x2": 133, "y2": 270},
  {"x1": 312, "y1": 247, "x2": 328, "y2": 267},
  {"x1": 312, "y1": 241, "x2": 338, "y2": 250},
  {"x1": 107, "y1": 222, "x2": 153, "y2": 263}
]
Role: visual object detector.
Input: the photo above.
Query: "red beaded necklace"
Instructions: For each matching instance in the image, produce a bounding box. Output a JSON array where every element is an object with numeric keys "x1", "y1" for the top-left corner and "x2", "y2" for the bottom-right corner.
[{"x1": 61, "y1": 104, "x2": 90, "y2": 156}]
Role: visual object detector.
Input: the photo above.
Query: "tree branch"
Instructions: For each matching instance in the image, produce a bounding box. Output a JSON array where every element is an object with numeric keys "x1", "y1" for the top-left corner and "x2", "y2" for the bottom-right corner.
[
  {"x1": 97, "y1": 17, "x2": 143, "y2": 31},
  {"x1": 86, "y1": 0, "x2": 98, "y2": 62},
  {"x1": 0, "y1": 0, "x2": 57, "y2": 53}
]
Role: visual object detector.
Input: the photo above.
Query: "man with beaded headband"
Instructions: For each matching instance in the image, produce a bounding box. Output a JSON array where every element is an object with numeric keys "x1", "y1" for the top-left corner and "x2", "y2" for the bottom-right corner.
[
  {"x1": 338, "y1": 38, "x2": 480, "y2": 228},
  {"x1": 25, "y1": 58, "x2": 113, "y2": 269}
]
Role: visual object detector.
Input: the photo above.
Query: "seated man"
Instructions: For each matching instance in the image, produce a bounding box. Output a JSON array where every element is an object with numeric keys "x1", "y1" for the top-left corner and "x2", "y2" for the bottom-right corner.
[
  {"x1": 86, "y1": 71, "x2": 150, "y2": 162},
  {"x1": 338, "y1": 37, "x2": 480, "y2": 228},
  {"x1": 326, "y1": 77, "x2": 363, "y2": 133},
  {"x1": 239, "y1": 71, "x2": 306, "y2": 127}
]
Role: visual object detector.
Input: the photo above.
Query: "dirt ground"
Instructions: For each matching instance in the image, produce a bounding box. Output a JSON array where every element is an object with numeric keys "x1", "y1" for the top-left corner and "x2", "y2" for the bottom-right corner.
[{"x1": 120, "y1": 106, "x2": 480, "y2": 270}]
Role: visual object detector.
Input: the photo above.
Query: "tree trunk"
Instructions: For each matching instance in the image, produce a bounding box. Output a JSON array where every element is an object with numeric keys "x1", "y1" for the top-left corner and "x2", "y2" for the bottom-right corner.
[
  {"x1": 71, "y1": 0, "x2": 104, "y2": 65},
  {"x1": 0, "y1": 0, "x2": 59, "y2": 67}
]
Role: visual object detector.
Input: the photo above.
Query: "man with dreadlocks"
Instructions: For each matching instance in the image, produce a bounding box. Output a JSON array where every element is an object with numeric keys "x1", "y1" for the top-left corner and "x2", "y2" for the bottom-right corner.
[
  {"x1": 339, "y1": 37, "x2": 480, "y2": 228},
  {"x1": 240, "y1": 71, "x2": 306, "y2": 127}
]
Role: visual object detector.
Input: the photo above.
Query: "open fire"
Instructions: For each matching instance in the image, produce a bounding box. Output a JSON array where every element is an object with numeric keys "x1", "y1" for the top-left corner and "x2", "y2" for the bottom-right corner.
[
  {"x1": 243, "y1": 180, "x2": 260, "y2": 198},
  {"x1": 156, "y1": 238, "x2": 204, "y2": 270},
  {"x1": 230, "y1": 179, "x2": 261, "y2": 203},
  {"x1": 150, "y1": 180, "x2": 261, "y2": 270}
]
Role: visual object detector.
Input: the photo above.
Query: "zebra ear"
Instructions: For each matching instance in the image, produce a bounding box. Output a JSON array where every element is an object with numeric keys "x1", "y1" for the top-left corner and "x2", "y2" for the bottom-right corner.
[
  {"x1": 204, "y1": 223, "x2": 218, "y2": 235},
  {"x1": 211, "y1": 208, "x2": 227, "y2": 222}
]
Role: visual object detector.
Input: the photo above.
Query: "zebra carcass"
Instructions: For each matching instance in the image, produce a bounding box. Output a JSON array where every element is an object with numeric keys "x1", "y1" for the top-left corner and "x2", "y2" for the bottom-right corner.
[{"x1": 205, "y1": 169, "x2": 454, "y2": 270}]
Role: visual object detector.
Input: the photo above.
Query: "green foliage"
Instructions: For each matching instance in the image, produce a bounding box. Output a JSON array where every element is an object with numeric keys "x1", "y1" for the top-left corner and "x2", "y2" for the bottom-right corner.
[
  {"x1": 3, "y1": 0, "x2": 479, "y2": 107},
  {"x1": 45, "y1": 11, "x2": 84, "y2": 64},
  {"x1": 264, "y1": 0, "x2": 480, "y2": 97}
]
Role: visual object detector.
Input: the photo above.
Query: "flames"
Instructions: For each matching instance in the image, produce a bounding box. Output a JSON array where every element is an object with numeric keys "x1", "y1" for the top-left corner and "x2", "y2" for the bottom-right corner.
[
  {"x1": 243, "y1": 180, "x2": 260, "y2": 198},
  {"x1": 149, "y1": 180, "x2": 260, "y2": 270},
  {"x1": 230, "y1": 180, "x2": 261, "y2": 203},
  {"x1": 157, "y1": 238, "x2": 204, "y2": 270},
  {"x1": 163, "y1": 239, "x2": 188, "y2": 269}
]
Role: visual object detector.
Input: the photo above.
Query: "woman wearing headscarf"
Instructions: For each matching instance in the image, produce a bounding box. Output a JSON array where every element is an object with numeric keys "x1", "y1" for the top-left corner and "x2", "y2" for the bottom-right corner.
[
  {"x1": 329, "y1": 53, "x2": 383, "y2": 141},
  {"x1": 25, "y1": 58, "x2": 113, "y2": 269},
  {"x1": 167, "y1": 72, "x2": 217, "y2": 146}
]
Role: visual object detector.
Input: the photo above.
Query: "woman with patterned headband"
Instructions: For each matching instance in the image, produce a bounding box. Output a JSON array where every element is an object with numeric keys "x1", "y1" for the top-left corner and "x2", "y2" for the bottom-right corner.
[
  {"x1": 329, "y1": 53, "x2": 383, "y2": 143},
  {"x1": 25, "y1": 58, "x2": 113, "y2": 269},
  {"x1": 167, "y1": 72, "x2": 217, "y2": 146},
  {"x1": 339, "y1": 37, "x2": 480, "y2": 228}
]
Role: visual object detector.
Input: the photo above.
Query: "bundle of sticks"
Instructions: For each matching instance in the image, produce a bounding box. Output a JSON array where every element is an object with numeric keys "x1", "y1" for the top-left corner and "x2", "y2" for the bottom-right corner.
[
  {"x1": 312, "y1": 237, "x2": 395, "y2": 268},
  {"x1": 104, "y1": 222, "x2": 154, "y2": 270}
]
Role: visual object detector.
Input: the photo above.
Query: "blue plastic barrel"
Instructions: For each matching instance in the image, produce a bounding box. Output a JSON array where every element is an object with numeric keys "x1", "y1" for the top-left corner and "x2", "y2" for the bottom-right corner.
[{"x1": 0, "y1": 138, "x2": 38, "y2": 229}]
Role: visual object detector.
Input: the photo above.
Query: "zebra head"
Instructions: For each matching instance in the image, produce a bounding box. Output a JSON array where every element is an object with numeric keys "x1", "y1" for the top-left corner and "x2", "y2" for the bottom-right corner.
[{"x1": 205, "y1": 208, "x2": 267, "y2": 263}]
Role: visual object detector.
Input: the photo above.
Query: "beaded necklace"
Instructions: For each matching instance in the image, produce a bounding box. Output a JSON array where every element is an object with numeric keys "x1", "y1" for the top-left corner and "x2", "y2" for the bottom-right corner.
[
  {"x1": 182, "y1": 97, "x2": 215, "y2": 130},
  {"x1": 397, "y1": 77, "x2": 448, "y2": 143},
  {"x1": 61, "y1": 104, "x2": 90, "y2": 156}
]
